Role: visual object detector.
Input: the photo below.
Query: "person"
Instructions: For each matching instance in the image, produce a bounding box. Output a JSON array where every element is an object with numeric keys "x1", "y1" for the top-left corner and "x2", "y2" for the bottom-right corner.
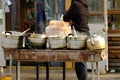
[{"x1": 63, "y1": 0, "x2": 89, "y2": 80}]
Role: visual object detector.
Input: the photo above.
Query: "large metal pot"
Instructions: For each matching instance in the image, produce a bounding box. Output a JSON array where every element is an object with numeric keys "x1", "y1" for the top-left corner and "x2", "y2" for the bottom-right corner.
[
  {"x1": 28, "y1": 33, "x2": 47, "y2": 49},
  {"x1": 48, "y1": 36, "x2": 67, "y2": 49},
  {"x1": 86, "y1": 34, "x2": 105, "y2": 50},
  {"x1": 67, "y1": 34, "x2": 88, "y2": 49},
  {"x1": 1, "y1": 31, "x2": 23, "y2": 49}
]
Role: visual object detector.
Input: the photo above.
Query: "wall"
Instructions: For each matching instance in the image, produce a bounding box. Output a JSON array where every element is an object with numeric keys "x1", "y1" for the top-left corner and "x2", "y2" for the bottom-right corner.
[{"x1": 0, "y1": 0, "x2": 6, "y2": 66}]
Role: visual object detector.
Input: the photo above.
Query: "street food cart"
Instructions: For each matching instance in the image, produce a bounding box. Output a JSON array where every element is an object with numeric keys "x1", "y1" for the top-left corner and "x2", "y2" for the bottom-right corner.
[
  {"x1": 1, "y1": 0, "x2": 108, "y2": 80},
  {"x1": 4, "y1": 49, "x2": 106, "y2": 80}
]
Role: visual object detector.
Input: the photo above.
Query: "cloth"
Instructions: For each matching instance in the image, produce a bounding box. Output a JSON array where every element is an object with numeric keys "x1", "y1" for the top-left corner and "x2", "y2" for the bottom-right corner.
[
  {"x1": 63, "y1": 0, "x2": 89, "y2": 32},
  {"x1": 36, "y1": 1, "x2": 46, "y2": 34},
  {"x1": 44, "y1": 0, "x2": 65, "y2": 20},
  {"x1": 75, "y1": 62, "x2": 88, "y2": 80}
]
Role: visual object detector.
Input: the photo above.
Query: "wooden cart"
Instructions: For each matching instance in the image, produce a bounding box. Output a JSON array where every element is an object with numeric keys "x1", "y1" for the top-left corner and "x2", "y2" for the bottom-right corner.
[{"x1": 4, "y1": 49, "x2": 106, "y2": 80}]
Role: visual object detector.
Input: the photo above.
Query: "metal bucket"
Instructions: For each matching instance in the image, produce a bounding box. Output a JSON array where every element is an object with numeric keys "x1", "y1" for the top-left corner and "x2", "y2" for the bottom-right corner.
[
  {"x1": 1, "y1": 31, "x2": 23, "y2": 49},
  {"x1": 67, "y1": 36, "x2": 87, "y2": 49},
  {"x1": 48, "y1": 36, "x2": 67, "y2": 49},
  {"x1": 28, "y1": 33, "x2": 47, "y2": 49}
]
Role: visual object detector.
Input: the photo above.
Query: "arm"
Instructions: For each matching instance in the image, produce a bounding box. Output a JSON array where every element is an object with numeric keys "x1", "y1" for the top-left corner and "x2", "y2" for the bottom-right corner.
[{"x1": 68, "y1": 20, "x2": 73, "y2": 26}]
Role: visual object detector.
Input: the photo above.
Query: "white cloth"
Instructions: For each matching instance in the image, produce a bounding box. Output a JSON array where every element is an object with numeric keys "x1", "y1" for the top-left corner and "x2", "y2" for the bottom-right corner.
[{"x1": 5, "y1": 0, "x2": 12, "y2": 12}]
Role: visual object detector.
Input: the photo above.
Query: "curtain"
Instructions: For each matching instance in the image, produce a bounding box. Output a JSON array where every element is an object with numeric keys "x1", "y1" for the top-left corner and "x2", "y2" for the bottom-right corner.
[
  {"x1": 35, "y1": 0, "x2": 65, "y2": 33},
  {"x1": 35, "y1": 0, "x2": 46, "y2": 33},
  {"x1": 44, "y1": 0, "x2": 65, "y2": 20}
]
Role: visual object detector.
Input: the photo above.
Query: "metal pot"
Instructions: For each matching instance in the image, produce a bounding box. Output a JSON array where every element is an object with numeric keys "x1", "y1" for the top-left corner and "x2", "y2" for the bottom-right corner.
[
  {"x1": 48, "y1": 36, "x2": 67, "y2": 49},
  {"x1": 67, "y1": 35, "x2": 88, "y2": 49},
  {"x1": 28, "y1": 33, "x2": 47, "y2": 47},
  {"x1": 1, "y1": 31, "x2": 23, "y2": 49},
  {"x1": 86, "y1": 34, "x2": 105, "y2": 50}
]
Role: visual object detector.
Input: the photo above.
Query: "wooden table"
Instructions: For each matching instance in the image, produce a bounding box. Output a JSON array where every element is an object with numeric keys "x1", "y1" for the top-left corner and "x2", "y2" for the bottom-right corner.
[{"x1": 4, "y1": 49, "x2": 106, "y2": 80}]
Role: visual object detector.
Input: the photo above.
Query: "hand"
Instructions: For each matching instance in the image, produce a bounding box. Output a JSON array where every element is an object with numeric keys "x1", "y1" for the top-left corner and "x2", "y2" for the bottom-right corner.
[{"x1": 68, "y1": 20, "x2": 73, "y2": 26}]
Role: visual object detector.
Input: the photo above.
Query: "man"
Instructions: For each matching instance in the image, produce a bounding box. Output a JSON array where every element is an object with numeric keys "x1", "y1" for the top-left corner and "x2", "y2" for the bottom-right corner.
[{"x1": 63, "y1": 0, "x2": 89, "y2": 80}]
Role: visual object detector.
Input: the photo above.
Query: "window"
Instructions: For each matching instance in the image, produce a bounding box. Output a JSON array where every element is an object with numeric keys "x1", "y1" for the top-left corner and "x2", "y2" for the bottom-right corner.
[
  {"x1": 88, "y1": 0, "x2": 104, "y2": 23},
  {"x1": 108, "y1": 0, "x2": 120, "y2": 29},
  {"x1": 108, "y1": 0, "x2": 120, "y2": 10}
]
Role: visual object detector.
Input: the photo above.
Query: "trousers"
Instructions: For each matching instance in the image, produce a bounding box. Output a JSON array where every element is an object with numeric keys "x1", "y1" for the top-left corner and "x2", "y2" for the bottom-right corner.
[{"x1": 75, "y1": 62, "x2": 88, "y2": 80}]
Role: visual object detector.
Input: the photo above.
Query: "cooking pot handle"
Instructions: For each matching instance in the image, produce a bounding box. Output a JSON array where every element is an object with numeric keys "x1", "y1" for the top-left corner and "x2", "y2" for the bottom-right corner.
[
  {"x1": 68, "y1": 33, "x2": 73, "y2": 36},
  {"x1": 5, "y1": 31, "x2": 12, "y2": 35},
  {"x1": 71, "y1": 26, "x2": 78, "y2": 37},
  {"x1": 90, "y1": 37, "x2": 95, "y2": 46}
]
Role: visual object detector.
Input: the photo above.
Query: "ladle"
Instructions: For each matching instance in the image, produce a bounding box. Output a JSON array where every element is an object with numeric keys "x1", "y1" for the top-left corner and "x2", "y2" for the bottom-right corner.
[{"x1": 20, "y1": 28, "x2": 30, "y2": 36}]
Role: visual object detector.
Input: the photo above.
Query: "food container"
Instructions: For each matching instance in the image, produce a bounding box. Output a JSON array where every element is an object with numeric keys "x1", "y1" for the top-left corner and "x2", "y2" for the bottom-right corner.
[
  {"x1": 28, "y1": 33, "x2": 47, "y2": 49},
  {"x1": 67, "y1": 34, "x2": 88, "y2": 49},
  {"x1": 86, "y1": 34, "x2": 105, "y2": 50},
  {"x1": 48, "y1": 36, "x2": 67, "y2": 49},
  {"x1": 66, "y1": 25, "x2": 88, "y2": 49},
  {"x1": 1, "y1": 31, "x2": 23, "y2": 49}
]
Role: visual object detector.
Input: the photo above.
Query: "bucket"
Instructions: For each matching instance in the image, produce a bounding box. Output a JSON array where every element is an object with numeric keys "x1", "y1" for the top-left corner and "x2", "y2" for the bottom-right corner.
[
  {"x1": 28, "y1": 33, "x2": 47, "y2": 49},
  {"x1": 0, "y1": 75, "x2": 12, "y2": 80},
  {"x1": 1, "y1": 31, "x2": 23, "y2": 49},
  {"x1": 48, "y1": 36, "x2": 67, "y2": 49}
]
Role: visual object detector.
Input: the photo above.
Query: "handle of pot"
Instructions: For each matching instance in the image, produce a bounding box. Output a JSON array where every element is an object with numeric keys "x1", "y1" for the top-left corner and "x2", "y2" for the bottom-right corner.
[
  {"x1": 22, "y1": 28, "x2": 30, "y2": 34},
  {"x1": 71, "y1": 26, "x2": 78, "y2": 37},
  {"x1": 90, "y1": 37, "x2": 95, "y2": 46},
  {"x1": 20, "y1": 28, "x2": 31, "y2": 36},
  {"x1": 5, "y1": 31, "x2": 12, "y2": 35}
]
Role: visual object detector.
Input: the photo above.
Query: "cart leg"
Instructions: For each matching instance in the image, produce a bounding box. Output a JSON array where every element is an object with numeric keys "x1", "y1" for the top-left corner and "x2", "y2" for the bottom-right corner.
[
  {"x1": 96, "y1": 62, "x2": 100, "y2": 80},
  {"x1": 16, "y1": 61, "x2": 20, "y2": 80},
  {"x1": 0, "y1": 67, "x2": 4, "y2": 76},
  {"x1": 91, "y1": 62, "x2": 95, "y2": 80},
  {"x1": 36, "y1": 62, "x2": 39, "y2": 80},
  {"x1": 63, "y1": 62, "x2": 66, "y2": 80},
  {"x1": 9, "y1": 54, "x2": 12, "y2": 75},
  {"x1": 46, "y1": 62, "x2": 49, "y2": 80}
]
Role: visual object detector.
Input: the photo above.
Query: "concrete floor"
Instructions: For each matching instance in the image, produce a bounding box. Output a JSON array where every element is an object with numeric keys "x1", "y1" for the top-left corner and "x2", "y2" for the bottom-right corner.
[{"x1": 2, "y1": 66, "x2": 120, "y2": 80}]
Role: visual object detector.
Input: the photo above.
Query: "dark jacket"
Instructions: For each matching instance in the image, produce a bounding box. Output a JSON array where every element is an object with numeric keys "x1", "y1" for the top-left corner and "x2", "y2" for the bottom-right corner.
[{"x1": 63, "y1": 0, "x2": 89, "y2": 32}]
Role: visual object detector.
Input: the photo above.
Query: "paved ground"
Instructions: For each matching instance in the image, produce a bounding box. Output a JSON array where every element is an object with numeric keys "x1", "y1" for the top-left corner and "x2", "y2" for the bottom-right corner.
[{"x1": 2, "y1": 66, "x2": 120, "y2": 80}]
